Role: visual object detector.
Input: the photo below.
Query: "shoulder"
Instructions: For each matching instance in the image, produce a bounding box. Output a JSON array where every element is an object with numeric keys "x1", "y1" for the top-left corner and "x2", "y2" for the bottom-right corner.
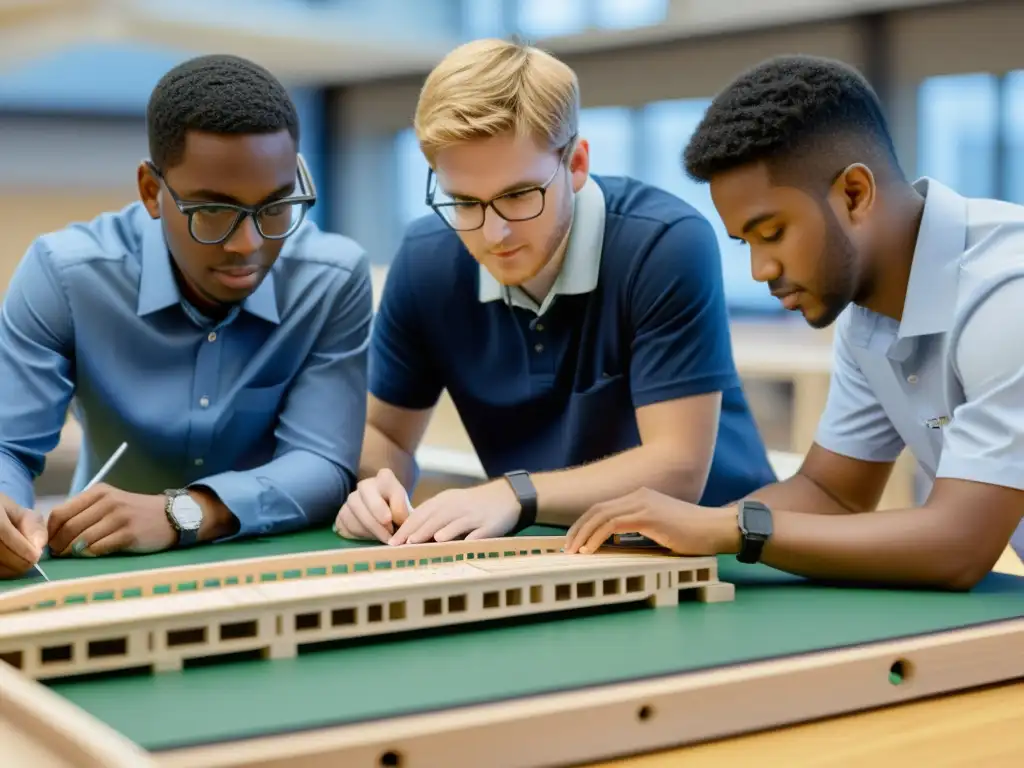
[
  {"x1": 276, "y1": 218, "x2": 368, "y2": 279},
  {"x1": 384, "y1": 213, "x2": 473, "y2": 296},
  {"x1": 31, "y1": 202, "x2": 147, "y2": 277},
  {"x1": 594, "y1": 176, "x2": 721, "y2": 289}
]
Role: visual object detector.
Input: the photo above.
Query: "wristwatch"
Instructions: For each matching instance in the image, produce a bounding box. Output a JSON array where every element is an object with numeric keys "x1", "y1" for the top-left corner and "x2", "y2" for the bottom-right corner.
[
  {"x1": 736, "y1": 499, "x2": 773, "y2": 564},
  {"x1": 503, "y1": 470, "x2": 537, "y2": 534},
  {"x1": 164, "y1": 489, "x2": 203, "y2": 547}
]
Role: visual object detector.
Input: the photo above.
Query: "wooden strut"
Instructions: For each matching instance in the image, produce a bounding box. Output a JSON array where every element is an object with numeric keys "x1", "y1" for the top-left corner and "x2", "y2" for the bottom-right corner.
[
  {"x1": 0, "y1": 535, "x2": 569, "y2": 616},
  {"x1": 0, "y1": 539, "x2": 734, "y2": 683}
]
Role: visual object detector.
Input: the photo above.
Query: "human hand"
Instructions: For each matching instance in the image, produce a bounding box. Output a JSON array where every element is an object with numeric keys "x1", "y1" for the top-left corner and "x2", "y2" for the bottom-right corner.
[
  {"x1": 48, "y1": 484, "x2": 177, "y2": 557},
  {"x1": 0, "y1": 493, "x2": 48, "y2": 578},
  {"x1": 388, "y1": 480, "x2": 521, "y2": 546},
  {"x1": 334, "y1": 468, "x2": 414, "y2": 543},
  {"x1": 564, "y1": 488, "x2": 740, "y2": 555}
]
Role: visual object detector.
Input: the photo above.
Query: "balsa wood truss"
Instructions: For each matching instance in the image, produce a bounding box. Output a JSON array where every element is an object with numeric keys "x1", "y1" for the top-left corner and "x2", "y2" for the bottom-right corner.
[{"x1": 0, "y1": 537, "x2": 732, "y2": 684}]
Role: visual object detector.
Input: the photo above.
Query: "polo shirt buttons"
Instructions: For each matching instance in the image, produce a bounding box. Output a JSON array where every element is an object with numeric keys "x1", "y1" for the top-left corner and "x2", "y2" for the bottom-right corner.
[
  {"x1": 194, "y1": 458, "x2": 204, "y2": 467},
  {"x1": 907, "y1": 374, "x2": 918, "y2": 384},
  {"x1": 535, "y1": 323, "x2": 544, "y2": 332},
  {"x1": 208, "y1": 332, "x2": 217, "y2": 343},
  {"x1": 534, "y1": 343, "x2": 544, "y2": 353},
  {"x1": 199, "y1": 396, "x2": 210, "y2": 408}
]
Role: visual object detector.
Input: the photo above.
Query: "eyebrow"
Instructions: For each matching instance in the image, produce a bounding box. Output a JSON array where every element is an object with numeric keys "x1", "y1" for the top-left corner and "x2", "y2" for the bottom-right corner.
[
  {"x1": 179, "y1": 182, "x2": 296, "y2": 206},
  {"x1": 445, "y1": 179, "x2": 545, "y2": 202}
]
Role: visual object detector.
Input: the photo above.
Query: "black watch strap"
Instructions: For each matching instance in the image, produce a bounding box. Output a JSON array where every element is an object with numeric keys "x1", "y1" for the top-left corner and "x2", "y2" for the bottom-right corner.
[
  {"x1": 504, "y1": 470, "x2": 537, "y2": 534},
  {"x1": 737, "y1": 499, "x2": 773, "y2": 564}
]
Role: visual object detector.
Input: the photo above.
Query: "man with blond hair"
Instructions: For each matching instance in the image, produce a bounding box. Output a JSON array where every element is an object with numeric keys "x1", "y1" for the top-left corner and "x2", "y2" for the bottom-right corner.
[{"x1": 334, "y1": 38, "x2": 775, "y2": 545}]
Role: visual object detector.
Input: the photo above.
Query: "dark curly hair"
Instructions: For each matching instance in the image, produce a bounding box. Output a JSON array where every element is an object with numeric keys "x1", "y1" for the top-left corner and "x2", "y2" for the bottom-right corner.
[
  {"x1": 683, "y1": 55, "x2": 901, "y2": 188},
  {"x1": 146, "y1": 54, "x2": 300, "y2": 170}
]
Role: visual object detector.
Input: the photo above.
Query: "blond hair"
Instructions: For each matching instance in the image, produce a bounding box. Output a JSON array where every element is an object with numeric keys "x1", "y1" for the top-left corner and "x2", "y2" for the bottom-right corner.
[{"x1": 414, "y1": 38, "x2": 579, "y2": 165}]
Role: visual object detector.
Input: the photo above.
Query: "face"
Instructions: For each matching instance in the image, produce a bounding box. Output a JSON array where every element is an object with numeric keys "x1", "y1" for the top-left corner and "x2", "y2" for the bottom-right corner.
[
  {"x1": 137, "y1": 130, "x2": 299, "y2": 311},
  {"x1": 709, "y1": 161, "x2": 876, "y2": 329},
  {"x1": 430, "y1": 132, "x2": 589, "y2": 286}
]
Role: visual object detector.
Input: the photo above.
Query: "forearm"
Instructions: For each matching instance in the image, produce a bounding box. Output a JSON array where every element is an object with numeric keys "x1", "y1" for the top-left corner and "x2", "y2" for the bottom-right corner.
[
  {"x1": 358, "y1": 423, "x2": 418, "y2": 488},
  {"x1": 723, "y1": 505, "x2": 983, "y2": 590},
  {"x1": 535, "y1": 445, "x2": 707, "y2": 528},
  {"x1": 191, "y1": 449, "x2": 354, "y2": 540},
  {"x1": 0, "y1": 448, "x2": 35, "y2": 510},
  {"x1": 737, "y1": 472, "x2": 859, "y2": 515}
]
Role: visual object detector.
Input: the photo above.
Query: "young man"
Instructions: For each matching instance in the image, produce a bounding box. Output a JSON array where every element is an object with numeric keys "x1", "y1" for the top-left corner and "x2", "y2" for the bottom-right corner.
[
  {"x1": 0, "y1": 55, "x2": 371, "y2": 578},
  {"x1": 334, "y1": 38, "x2": 775, "y2": 546},
  {"x1": 566, "y1": 54, "x2": 1024, "y2": 591}
]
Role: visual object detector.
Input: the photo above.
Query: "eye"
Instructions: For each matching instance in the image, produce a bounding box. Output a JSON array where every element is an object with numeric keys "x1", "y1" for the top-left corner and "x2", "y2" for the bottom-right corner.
[{"x1": 761, "y1": 227, "x2": 785, "y2": 243}]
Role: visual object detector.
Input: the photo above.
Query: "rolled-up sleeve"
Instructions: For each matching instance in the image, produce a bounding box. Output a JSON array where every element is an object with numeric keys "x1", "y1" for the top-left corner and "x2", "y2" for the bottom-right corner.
[
  {"x1": 814, "y1": 313, "x2": 905, "y2": 463},
  {"x1": 0, "y1": 241, "x2": 76, "y2": 508},
  {"x1": 937, "y1": 273, "x2": 1024, "y2": 489},
  {"x1": 194, "y1": 256, "x2": 373, "y2": 538}
]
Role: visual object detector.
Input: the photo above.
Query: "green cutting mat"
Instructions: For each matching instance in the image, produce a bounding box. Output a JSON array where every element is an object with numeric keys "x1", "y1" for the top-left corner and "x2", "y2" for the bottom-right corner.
[{"x1": 4, "y1": 527, "x2": 1023, "y2": 751}]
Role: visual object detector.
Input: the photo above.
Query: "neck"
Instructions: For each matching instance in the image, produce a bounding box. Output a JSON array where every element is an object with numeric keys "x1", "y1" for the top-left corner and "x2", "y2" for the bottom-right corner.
[
  {"x1": 858, "y1": 183, "x2": 926, "y2": 322},
  {"x1": 520, "y1": 221, "x2": 573, "y2": 304}
]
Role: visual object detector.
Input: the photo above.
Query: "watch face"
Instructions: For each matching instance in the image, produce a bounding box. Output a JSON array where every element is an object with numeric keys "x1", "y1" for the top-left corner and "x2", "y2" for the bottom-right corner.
[
  {"x1": 171, "y1": 495, "x2": 204, "y2": 530},
  {"x1": 741, "y1": 503, "x2": 773, "y2": 537}
]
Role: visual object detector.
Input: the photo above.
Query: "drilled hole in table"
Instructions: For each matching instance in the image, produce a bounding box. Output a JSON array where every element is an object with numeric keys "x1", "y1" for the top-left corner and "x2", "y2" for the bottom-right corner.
[
  {"x1": 637, "y1": 704, "x2": 654, "y2": 721},
  {"x1": 379, "y1": 749, "x2": 403, "y2": 767}
]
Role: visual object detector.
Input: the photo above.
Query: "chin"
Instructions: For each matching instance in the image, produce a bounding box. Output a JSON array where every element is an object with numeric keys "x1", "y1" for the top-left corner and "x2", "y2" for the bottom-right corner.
[{"x1": 483, "y1": 255, "x2": 542, "y2": 286}]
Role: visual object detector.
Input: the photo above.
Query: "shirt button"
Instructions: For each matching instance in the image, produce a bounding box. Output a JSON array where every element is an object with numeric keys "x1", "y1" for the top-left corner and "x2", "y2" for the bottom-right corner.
[
  {"x1": 907, "y1": 374, "x2": 918, "y2": 384},
  {"x1": 208, "y1": 332, "x2": 217, "y2": 343},
  {"x1": 194, "y1": 458, "x2": 204, "y2": 467},
  {"x1": 199, "y1": 396, "x2": 210, "y2": 408},
  {"x1": 534, "y1": 343, "x2": 544, "y2": 353},
  {"x1": 535, "y1": 323, "x2": 544, "y2": 332}
]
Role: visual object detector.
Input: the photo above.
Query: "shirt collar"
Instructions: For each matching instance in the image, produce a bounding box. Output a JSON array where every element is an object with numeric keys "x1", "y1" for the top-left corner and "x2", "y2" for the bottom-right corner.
[
  {"x1": 848, "y1": 176, "x2": 965, "y2": 346},
  {"x1": 135, "y1": 208, "x2": 280, "y2": 325},
  {"x1": 896, "y1": 176, "x2": 965, "y2": 339},
  {"x1": 478, "y1": 175, "x2": 606, "y2": 314}
]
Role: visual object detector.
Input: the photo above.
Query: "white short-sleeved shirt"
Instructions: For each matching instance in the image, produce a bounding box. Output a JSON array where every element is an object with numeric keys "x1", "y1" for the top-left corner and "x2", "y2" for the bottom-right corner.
[{"x1": 815, "y1": 177, "x2": 1024, "y2": 553}]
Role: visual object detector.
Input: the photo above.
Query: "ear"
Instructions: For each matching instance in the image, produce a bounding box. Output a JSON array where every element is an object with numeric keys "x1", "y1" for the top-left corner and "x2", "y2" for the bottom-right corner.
[
  {"x1": 568, "y1": 138, "x2": 590, "y2": 193},
  {"x1": 137, "y1": 161, "x2": 161, "y2": 219},
  {"x1": 831, "y1": 163, "x2": 876, "y2": 224}
]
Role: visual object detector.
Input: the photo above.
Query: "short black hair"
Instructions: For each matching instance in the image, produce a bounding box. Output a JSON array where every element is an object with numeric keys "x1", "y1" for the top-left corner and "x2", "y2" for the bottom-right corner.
[
  {"x1": 146, "y1": 54, "x2": 300, "y2": 170},
  {"x1": 683, "y1": 55, "x2": 901, "y2": 187}
]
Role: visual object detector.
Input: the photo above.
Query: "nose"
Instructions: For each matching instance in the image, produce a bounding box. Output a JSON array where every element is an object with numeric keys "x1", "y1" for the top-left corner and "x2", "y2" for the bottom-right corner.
[
  {"x1": 750, "y1": 248, "x2": 782, "y2": 284},
  {"x1": 480, "y1": 205, "x2": 511, "y2": 245},
  {"x1": 223, "y1": 215, "x2": 264, "y2": 256}
]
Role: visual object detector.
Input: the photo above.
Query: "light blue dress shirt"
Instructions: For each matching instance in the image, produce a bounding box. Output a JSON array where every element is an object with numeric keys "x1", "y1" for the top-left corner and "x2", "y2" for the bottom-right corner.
[
  {"x1": 0, "y1": 201, "x2": 371, "y2": 538},
  {"x1": 815, "y1": 177, "x2": 1024, "y2": 555}
]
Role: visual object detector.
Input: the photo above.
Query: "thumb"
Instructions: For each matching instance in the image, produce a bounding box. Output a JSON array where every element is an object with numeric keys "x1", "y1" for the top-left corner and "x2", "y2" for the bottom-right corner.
[{"x1": 11, "y1": 506, "x2": 48, "y2": 553}]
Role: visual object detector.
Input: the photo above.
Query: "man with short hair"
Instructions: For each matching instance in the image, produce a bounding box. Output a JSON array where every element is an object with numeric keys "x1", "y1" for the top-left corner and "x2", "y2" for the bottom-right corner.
[
  {"x1": 566, "y1": 54, "x2": 1024, "y2": 590},
  {"x1": 0, "y1": 54, "x2": 371, "y2": 578},
  {"x1": 335, "y1": 38, "x2": 775, "y2": 546}
]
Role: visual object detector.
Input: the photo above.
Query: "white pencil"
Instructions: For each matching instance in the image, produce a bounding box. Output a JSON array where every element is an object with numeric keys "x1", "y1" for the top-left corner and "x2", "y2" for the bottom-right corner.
[{"x1": 31, "y1": 441, "x2": 129, "y2": 581}]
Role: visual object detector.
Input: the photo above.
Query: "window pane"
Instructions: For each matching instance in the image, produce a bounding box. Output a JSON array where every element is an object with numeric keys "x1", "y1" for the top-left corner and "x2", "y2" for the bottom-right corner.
[
  {"x1": 595, "y1": 0, "x2": 667, "y2": 29},
  {"x1": 917, "y1": 73, "x2": 998, "y2": 199},
  {"x1": 517, "y1": 0, "x2": 587, "y2": 37},
  {"x1": 395, "y1": 127, "x2": 432, "y2": 226},
  {"x1": 640, "y1": 99, "x2": 780, "y2": 314},
  {"x1": 462, "y1": 0, "x2": 505, "y2": 39},
  {"x1": 1002, "y1": 71, "x2": 1024, "y2": 205},
  {"x1": 578, "y1": 106, "x2": 634, "y2": 177}
]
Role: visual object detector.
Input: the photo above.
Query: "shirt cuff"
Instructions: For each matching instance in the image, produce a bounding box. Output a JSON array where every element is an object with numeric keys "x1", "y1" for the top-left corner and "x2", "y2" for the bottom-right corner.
[
  {"x1": 189, "y1": 471, "x2": 274, "y2": 540},
  {"x1": 813, "y1": 429, "x2": 904, "y2": 464},
  {"x1": 935, "y1": 454, "x2": 1024, "y2": 492}
]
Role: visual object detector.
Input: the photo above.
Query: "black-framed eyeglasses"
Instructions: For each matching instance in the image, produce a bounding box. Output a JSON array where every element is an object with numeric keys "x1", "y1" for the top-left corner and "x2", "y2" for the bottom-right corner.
[
  {"x1": 425, "y1": 137, "x2": 576, "y2": 232},
  {"x1": 147, "y1": 154, "x2": 317, "y2": 245}
]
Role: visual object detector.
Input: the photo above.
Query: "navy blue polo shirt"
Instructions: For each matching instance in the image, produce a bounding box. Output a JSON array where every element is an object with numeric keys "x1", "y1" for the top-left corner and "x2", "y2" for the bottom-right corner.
[{"x1": 370, "y1": 174, "x2": 775, "y2": 506}]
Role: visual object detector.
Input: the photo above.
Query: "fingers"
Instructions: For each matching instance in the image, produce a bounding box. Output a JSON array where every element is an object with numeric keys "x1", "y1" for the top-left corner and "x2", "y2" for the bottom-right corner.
[
  {"x1": 50, "y1": 497, "x2": 113, "y2": 556},
  {"x1": 376, "y1": 469, "x2": 413, "y2": 526},
  {"x1": 0, "y1": 504, "x2": 42, "y2": 574},
  {"x1": 64, "y1": 511, "x2": 124, "y2": 557},
  {"x1": 349, "y1": 493, "x2": 393, "y2": 542},
  {"x1": 48, "y1": 484, "x2": 107, "y2": 541},
  {"x1": 565, "y1": 499, "x2": 638, "y2": 553},
  {"x1": 578, "y1": 512, "x2": 645, "y2": 554},
  {"x1": 81, "y1": 527, "x2": 135, "y2": 558},
  {"x1": 10, "y1": 506, "x2": 48, "y2": 552}
]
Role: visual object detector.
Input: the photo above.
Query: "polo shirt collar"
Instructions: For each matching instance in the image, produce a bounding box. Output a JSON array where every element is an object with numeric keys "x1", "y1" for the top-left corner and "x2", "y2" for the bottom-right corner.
[
  {"x1": 135, "y1": 209, "x2": 280, "y2": 324},
  {"x1": 896, "y1": 177, "x2": 965, "y2": 339},
  {"x1": 478, "y1": 175, "x2": 606, "y2": 314},
  {"x1": 847, "y1": 176, "x2": 965, "y2": 348}
]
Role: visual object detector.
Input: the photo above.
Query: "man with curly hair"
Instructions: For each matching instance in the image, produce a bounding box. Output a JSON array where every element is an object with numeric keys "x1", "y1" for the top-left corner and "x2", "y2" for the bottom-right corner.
[
  {"x1": 566, "y1": 54, "x2": 1024, "y2": 590},
  {"x1": 0, "y1": 54, "x2": 371, "y2": 577}
]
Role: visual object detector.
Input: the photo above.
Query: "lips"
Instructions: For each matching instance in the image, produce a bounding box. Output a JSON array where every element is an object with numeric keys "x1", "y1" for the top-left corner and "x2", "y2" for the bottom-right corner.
[
  {"x1": 491, "y1": 246, "x2": 523, "y2": 259},
  {"x1": 211, "y1": 265, "x2": 262, "y2": 291}
]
